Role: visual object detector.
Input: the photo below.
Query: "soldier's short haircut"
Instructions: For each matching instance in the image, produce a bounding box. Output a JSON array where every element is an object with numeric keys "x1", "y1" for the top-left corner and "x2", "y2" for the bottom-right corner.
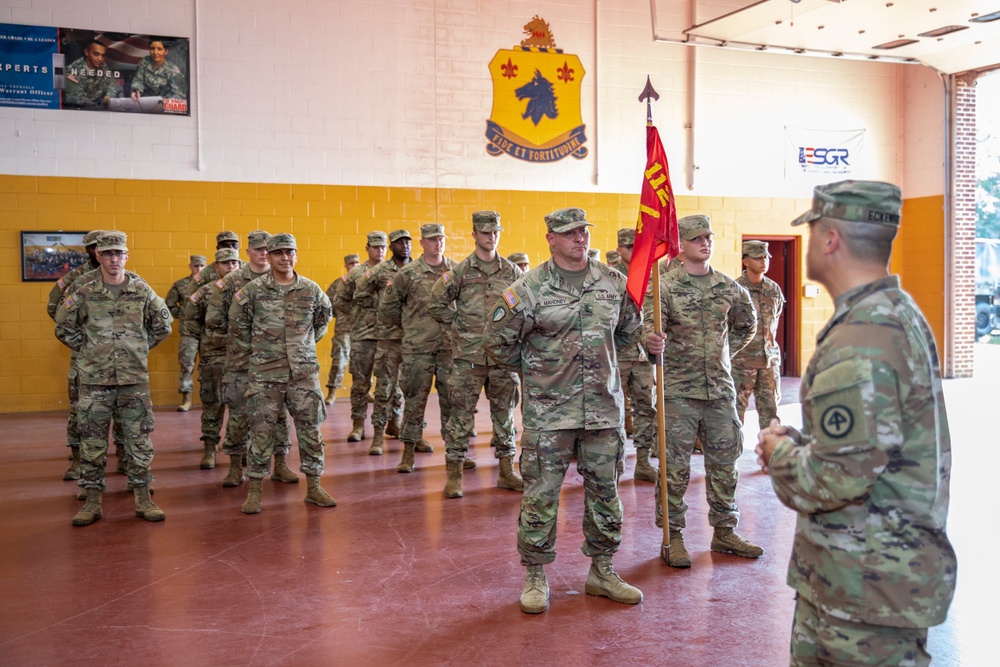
[{"x1": 824, "y1": 217, "x2": 897, "y2": 265}]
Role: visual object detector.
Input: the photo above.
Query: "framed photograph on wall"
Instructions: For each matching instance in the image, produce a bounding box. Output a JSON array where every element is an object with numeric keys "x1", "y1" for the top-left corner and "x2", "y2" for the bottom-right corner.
[{"x1": 21, "y1": 231, "x2": 89, "y2": 282}]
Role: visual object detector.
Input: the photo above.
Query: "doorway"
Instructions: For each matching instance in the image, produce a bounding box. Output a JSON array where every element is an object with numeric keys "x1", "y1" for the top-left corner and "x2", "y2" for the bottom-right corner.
[{"x1": 741, "y1": 235, "x2": 800, "y2": 377}]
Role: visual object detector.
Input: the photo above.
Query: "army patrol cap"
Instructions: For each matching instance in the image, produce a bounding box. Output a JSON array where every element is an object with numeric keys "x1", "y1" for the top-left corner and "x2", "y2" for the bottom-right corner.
[
  {"x1": 678, "y1": 214, "x2": 712, "y2": 241},
  {"x1": 367, "y1": 231, "x2": 388, "y2": 247},
  {"x1": 216, "y1": 230, "x2": 239, "y2": 244},
  {"x1": 420, "y1": 223, "x2": 446, "y2": 239},
  {"x1": 792, "y1": 179, "x2": 902, "y2": 228},
  {"x1": 617, "y1": 228, "x2": 635, "y2": 246},
  {"x1": 83, "y1": 230, "x2": 104, "y2": 246},
  {"x1": 96, "y1": 230, "x2": 128, "y2": 253},
  {"x1": 472, "y1": 211, "x2": 503, "y2": 232},
  {"x1": 215, "y1": 248, "x2": 239, "y2": 262},
  {"x1": 508, "y1": 252, "x2": 529, "y2": 264},
  {"x1": 742, "y1": 241, "x2": 770, "y2": 258},
  {"x1": 588, "y1": 248, "x2": 600, "y2": 260},
  {"x1": 344, "y1": 253, "x2": 361, "y2": 264},
  {"x1": 190, "y1": 254, "x2": 207, "y2": 266},
  {"x1": 388, "y1": 229, "x2": 412, "y2": 243},
  {"x1": 545, "y1": 207, "x2": 593, "y2": 234},
  {"x1": 247, "y1": 230, "x2": 271, "y2": 249},
  {"x1": 266, "y1": 233, "x2": 297, "y2": 252},
  {"x1": 606, "y1": 250, "x2": 621, "y2": 263}
]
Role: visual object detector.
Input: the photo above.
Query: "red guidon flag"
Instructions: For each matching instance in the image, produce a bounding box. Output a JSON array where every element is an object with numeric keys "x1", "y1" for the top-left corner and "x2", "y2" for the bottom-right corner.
[{"x1": 626, "y1": 125, "x2": 679, "y2": 308}]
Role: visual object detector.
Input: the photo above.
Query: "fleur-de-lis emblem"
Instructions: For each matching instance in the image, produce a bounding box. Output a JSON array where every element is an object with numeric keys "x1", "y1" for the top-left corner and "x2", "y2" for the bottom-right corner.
[
  {"x1": 502, "y1": 58, "x2": 518, "y2": 79},
  {"x1": 557, "y1": 61, "x2": 574, "y2": 83}
]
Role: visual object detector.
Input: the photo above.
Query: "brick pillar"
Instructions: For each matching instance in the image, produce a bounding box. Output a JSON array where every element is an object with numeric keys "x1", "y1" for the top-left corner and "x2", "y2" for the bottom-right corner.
[{"x1": 948, "y1": 73, "x2": 977, "y2": 378}]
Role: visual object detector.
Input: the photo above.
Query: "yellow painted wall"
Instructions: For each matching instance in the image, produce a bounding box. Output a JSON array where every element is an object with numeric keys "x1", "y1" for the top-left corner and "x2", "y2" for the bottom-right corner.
[
  {"x1": 0, "y1": 175, "x2": 943, "y2": 413},
  {"x1": 897, "y1": 195, "x2": 947, "y2": 359}
]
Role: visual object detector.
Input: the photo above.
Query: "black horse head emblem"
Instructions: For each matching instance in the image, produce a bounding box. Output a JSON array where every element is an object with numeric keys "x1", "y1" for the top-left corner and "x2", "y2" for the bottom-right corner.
[{"x1": 515, "y1": 69, "x2": 558, "y2": 126}]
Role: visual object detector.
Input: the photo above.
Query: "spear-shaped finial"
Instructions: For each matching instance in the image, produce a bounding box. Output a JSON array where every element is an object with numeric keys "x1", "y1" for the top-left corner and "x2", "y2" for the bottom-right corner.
[{"x1": 638, "y1": 75, "x2": 660, "y2": 125}]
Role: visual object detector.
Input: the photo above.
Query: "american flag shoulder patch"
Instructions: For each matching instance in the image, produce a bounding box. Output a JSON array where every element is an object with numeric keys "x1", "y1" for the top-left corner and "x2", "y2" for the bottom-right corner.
[
  {"x1": 215, "y1": 279, "x2": 225, "y2": 289},
  {"x1": 56, "y1": 277, "x2": 66, "y2": 290},
  {"x1": 441, "y1": 272, "x2": 452, "y2": 284},
  {"x1": 190, "y1": 292, "x2": 200, "y2": 304},
  {"x1": 364, "y1": 269, "x2": 373, "y2": 279},
  {"x1": 64, "y1": 294, "x2": 77, "y2": 310},
  {"x1": 234, "y1": 289, "x2": 246, "y2": 304},
  {"x1": 502, "y1": 289, "x2": 519, "y2": 309}
]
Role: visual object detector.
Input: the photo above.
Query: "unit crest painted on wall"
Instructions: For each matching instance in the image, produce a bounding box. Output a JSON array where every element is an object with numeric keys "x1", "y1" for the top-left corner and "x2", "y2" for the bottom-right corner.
[{"x1": 486, "y1": 16, "x2": 587, "y2": 163}]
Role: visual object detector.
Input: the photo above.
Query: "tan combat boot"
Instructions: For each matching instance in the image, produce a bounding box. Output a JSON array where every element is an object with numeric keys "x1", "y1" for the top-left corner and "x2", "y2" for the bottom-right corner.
[
  {"x1": 711, "y1": 527, "x2": 764, "y2": 559},
  {"x1": 242, "y1": 478, "x2": 263, "y2": 514},
  {"x1": 347, "y1": 419, "x2": 366, "y2": 442},
  {"x1": 304, "y1": 475, "x2": 337, "y2": 507},
  {"x1": 385, "y1": 414, "x2": 401, "y2": 438},
  {"x1": 222, "y1": 455, "x2": 246, "y2": 487},
  {"x1": 497, "y1": 456, "x2": 524, "y2": 491},
  {"x1": 464, "y1": 458, "x2": 477, "y2": 470},
  {"x1": 625, "y1": 412, "x2": 634, "y2": 436},
  {"x1": 324, "y1": 387, "x2": 335, "y2": 405},
  {"x1": 414, "y1": 438, "x2": 434, "y2": 453},
  {"x1": 667, "y1": 530, "x2": 692, "y2": 568},
  {"x1": 633, "y1": 447, "x2": 657, "y2": 483},
  {"x1": 585, "y1": 555, "x2": 643, "y2": 604},
  {"x1": 133, "y1": 485, "x2": 165, "y2": 522},
  {"x1": 72, "y1": 488, "x2": 103, "y2": 526},
  {"x1": 200, "y1": 441, "x2": 217, "y2": 470},
  {"x1": 63, "y1": 446, "x2": 82, "y2": 481},
  {"x1": 177, "y1": 392, "x2": 192, "y2": 412},
  {"x1": 520, "y1": 564, "x2": 549, "y2": 614},
  {"x1": 397, "y1": 442, "x2": 416, "y2": 473},
  {"x1": 271, "y1": 453, "x2": 299, "y2": 483},
  {"x1": 368, "y1": 426, "x2": 385, "y2": 455},
  {"x1": 444, "y1": 460, "x2": 464, "y2": 498}
]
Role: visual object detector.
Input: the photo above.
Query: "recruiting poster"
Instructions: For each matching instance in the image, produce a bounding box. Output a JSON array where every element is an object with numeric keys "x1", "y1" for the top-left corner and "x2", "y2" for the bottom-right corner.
[{"x1": 0, "y1": 22, "x2": 190, "y2": 115}]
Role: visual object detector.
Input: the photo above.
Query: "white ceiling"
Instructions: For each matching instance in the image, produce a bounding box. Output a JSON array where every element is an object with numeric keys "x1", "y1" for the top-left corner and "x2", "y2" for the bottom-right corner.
[{"x1": 681, "y1": 0, "x2": 1000, "y2": 75}]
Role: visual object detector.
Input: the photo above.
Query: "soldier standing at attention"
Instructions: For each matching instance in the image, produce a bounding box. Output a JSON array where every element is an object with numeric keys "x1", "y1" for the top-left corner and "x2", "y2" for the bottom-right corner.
[
  {"x1": 429, "y1": 211, "x2": 523, "y2": 498},
  {"x1": 166, "y1": 254, "x2": 206, "y2": 412},
  {"x1": 356, "y1": 229, "x2": 411, "y2": 455},
  {"x1": 183, "y1": 248, "x2": 242, "y2": 470},
  {"x1": 613, "y1": 228, "x2": 658, "y2": 482},
  {"x1": 381, "y1": 223, "x2": 456, "y2": 473},
  {"x1": 325, "y1": 253, "x2": 361, "y2": 406},
  {"x1": 732, "y1": 240, "x2": 786, "y2": 430},
  {"x1": 755, "y1": 181, "x2": 956, "y2": 667},
  {"x1": 55, "y1": 231, "x2": 173, "y2": 526},
  {"x1": 197, "y1": 231, "x2": 243, "y2": 286},
  {"x1": 645, "y1": 215, "x2": 763, "y2": 568},
  {"x1": 507, "y1": 252, "x2": 531, "y2": 273},
  {"x1": 333, "y1": 232, "x2": 387, "y2": 442},
  {"x1": 605, "y1": 250, "x2": 621, "y2": 270},
  {"x1": 231, "y1": 234, "x2": 335, "y2": 514},
  {"x1": 485, "y1": 207, "x2": 644, "y2": 614}
]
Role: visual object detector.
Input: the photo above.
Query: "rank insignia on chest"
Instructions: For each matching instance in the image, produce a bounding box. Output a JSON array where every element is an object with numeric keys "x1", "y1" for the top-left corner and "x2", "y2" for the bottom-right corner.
[{"x1": 502, "y1": 288, "x2": 519, "y2": 309}]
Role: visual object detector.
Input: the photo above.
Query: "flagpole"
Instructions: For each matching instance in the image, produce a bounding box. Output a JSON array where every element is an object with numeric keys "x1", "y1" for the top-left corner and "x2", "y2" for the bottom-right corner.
[{"x1": 638, "y1": 76, "x2": 671, "y2": 562}]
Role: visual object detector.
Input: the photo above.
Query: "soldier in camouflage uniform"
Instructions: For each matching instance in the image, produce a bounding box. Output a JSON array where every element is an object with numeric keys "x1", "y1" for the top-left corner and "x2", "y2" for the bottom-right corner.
[
  {"x1": 614, "y1": 228, "x2": 658, "y2": 482},
  {"x1": 197, "y1": 231, "x2": 243, "y2": 286},
  {"x1": 332, "y1": 232, "x2": 387, "y2": 442},
  {"x1": 130, "y1": 39, "x2": 186, "y2": 101},
  {"x1": 645, "y1": 215, "x2": 763, "y2": 567},
  {"x1": 507, "y1": 252, "x2": 530, "y2": 273},
  {"x1": 54, "y1": 231, "x2": 173, "y2": 526},
  {"x1": 756, "y1": 181, "x2": 956, "y2": 667},
  {"x1": 356, "y1": 229, "x2": 411, "y2": 455},
  {"x1": 183, "y1": 248, "x2": 242, "y2": 470},
  {"x1": 605, "y1": 250, "x2": 621, "y2": 270},
  {"x1": 381, "y1": 224, "x2": 456, "y2": 473},
  {"x1": 429, "y1": 211, "x2": 523, "y2": 498},
  {"x1": 486, "y1": 207, "x2": 644, "y2": 614},
  {"x1": 325, "y1": 253, "x2": 361, "y2": 405},
  {"x1": 166, "y1": 254, "x2": 206, "y2": 412},
  {"x1": 63, "y1": 40, "x2": 119, "y2": 109},
  {"x1": 732, "y1": 240, "x2": 786, "y2": 430},
  {"x1": 230, "y1": 233, "x2": 336, "y2": 514},
  {"x1": 206, "y1": 231, "x2": 296, "y2": 487}
]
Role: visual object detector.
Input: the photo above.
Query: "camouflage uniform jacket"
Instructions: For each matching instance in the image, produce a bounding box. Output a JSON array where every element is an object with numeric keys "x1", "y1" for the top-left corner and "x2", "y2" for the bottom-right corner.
[
  {"x1": 485, "y1": 259, "x2": 642, "y2": 431},
  {"x1": 428, "y1": 252, "x2": 522, "y2": 365},
  {"x1": 165, "y1": 275, "x2": 200, "y2": 320},
  {"x1": 768, "y1": 276, "x2": 956, "y2": 628},
  {"x1": 644, "y1": 265, "x2": 756, "y2": 400},
  {"x1": 54, "y1": 272, "x2": 173, "y2": 385},
  {"x1": 63, "y1": 56, "x2": 118, "y2": 107},
  {"x1": 205, "y1": 265, "x2": 269, "y2": 373},
  {"x1": 326, "y1": 278, "x2": 353, "y2": 336},
  {"x1": 183, "y1": 278, "x2": 229, "y2": 364},
  {"x1": 230, "y1": 272, "x2": 333, "y2": 383},
  {"x1": 355, "y1": 258, "x2": 410, "y2": 341},
  {"x1": 613, "y1": 259, "x2": 647, "y2": 362},
  {"x1": 380, "y1": 255, "x2": 455, "y2": 355},
  {"x1": 131, "y1": 57, "x2": 186, "y2": 99},
  {"x1": 333, "y1": 262, "x2": 377, "y2": 342},
  {"x1": 733, "y1": 272, "x2": 785, "y2": 369},
  {"x1": 47, "y1": 258, "x2": 100, "y2": 320}
]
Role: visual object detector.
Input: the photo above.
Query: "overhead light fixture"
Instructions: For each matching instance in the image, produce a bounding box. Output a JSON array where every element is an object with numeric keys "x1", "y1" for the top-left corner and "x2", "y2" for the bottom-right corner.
[
  {"x1": 918, "y1": 25, "x2": 968, "y2": 37},
  {"x1": 970, "y1": 11, "x2": 1000, "y2": 23},
  {"x1": 872, "y1": 39, "x2": 919, "y2": 49}
]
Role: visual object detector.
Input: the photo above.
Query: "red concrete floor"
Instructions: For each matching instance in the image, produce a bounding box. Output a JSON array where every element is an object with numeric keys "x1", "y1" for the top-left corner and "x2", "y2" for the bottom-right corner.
[{"x1": 0, "y1": 350, "x2": 994, "y2": 666}]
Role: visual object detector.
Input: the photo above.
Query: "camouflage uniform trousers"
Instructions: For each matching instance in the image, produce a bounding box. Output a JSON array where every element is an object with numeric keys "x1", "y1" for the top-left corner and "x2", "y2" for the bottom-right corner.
[
  {"x1": 66, "y1": 359, "x2": 125, "y2": 453},
  {"x1": 443, "y1": 360, "x2": 518, "y2": 462},
  {"x1": 517, "y1": 427, "x2": 627, "y2": 565},
  {"x1": 77, "y1": 383, "x2": 155, "y2": 491},
  {"x1": 198, "y1": 361, "x2": 226, "y2": 446},
  {"x1": 618, "y1": 360, "x2": 656, "y2": 450},
  {"x1": 733, "y1": 363, "x2": 781, "y2": 430},
  {"x1": 222, "y1": 371, "x2": 291, "y2": 458},
  {"x1": 371, "y1": 339, "x2": 404, "y2": 429},
  {"x1": 177, "y1": 334, "x2": 199, "y2": 393},
  {"x1": 348, "y1": 339, "x2": 378, "y2": 422},
  {"x1": 399, "y1": 349, "x2": 453, "y2": 444},
  {"x1": 790, "y1": 596, "x2": 931, "y2": 667},
  {"x1": 654, "y1": 397, "x2": 743, "y2": 530},
  {"x1": 246, "y1": 377, "x2": 327, "y2": 479},
  {"x1": 326, "y1": 330, "x2": 350, "y2": 390}
]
